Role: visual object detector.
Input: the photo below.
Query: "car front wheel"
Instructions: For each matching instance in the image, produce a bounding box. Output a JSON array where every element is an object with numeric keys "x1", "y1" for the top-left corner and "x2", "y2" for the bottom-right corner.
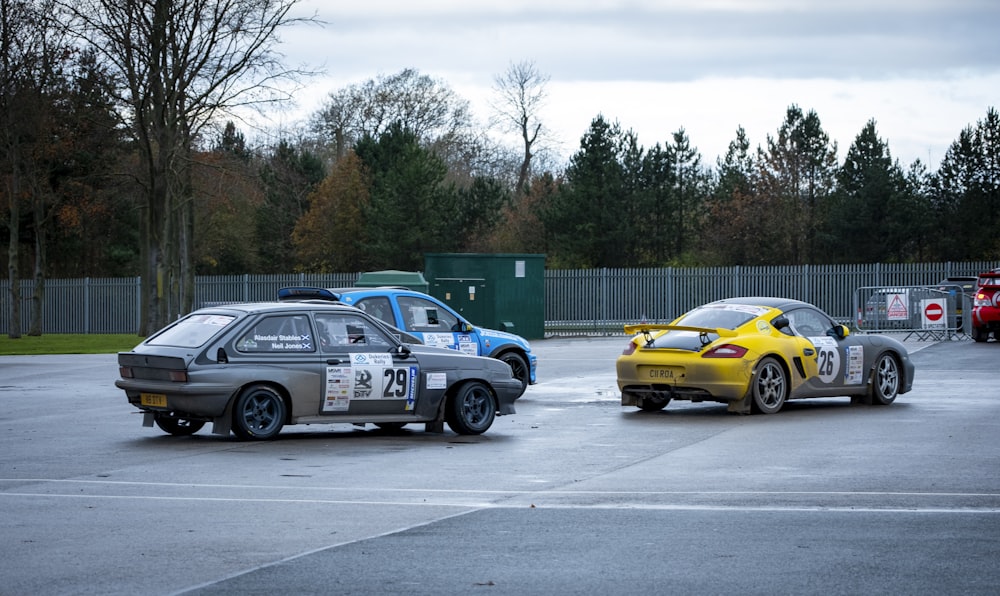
[
  {"x1": 499, "y1": 352, "x2": 529, "y2": 397},
  {"x1": 870, "y1": 353, "x2": 900, "y2": 405},
  {"x1": 446, "y1": 382, "x2": 496, "y2": 435},
  {"x1": 752, "y1": 357, "x2": 787, "y2": 414},
  {"x1": 232, "y1": 384, "x2": 286, "y2": 440},
  {"x1": 971, "y1": 326, "x2": 988, "y2": 342}
]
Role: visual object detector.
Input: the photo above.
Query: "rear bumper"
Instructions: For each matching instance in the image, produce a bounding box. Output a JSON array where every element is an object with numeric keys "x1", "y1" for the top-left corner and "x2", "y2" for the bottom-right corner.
[{"x1": 115, "y1": 378, "x2": 234, "y2": 418}]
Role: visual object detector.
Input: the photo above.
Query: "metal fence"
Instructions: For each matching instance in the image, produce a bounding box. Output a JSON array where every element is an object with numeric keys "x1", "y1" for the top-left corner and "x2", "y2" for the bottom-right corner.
[{"x1": 2, "y1": 262, "x2": 998, "y2": 336}]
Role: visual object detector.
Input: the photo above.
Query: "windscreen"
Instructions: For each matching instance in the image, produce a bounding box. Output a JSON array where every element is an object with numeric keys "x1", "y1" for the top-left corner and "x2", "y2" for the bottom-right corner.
[
  {"x1": 675, "y1": 304, "x2": 767, "y2": 330},
  {"x1": 147, "y1": 314, "x2": 236, "y2": 348}
]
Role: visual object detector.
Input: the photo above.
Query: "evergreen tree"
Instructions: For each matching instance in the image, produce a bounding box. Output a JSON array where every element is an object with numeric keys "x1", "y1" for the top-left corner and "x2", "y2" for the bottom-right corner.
[
  {"x1": 543, "y1": 116, "x2": 629, "y2": 267},
  {"x1": 827, "y1": 120, "x2": 907, "y2": 262},
  {"x1": 255, "y1": 140, "x2": 325, "y2": 272},
  {"x1": 354, "y1": 122, "x2": 454, "y2": 270}
]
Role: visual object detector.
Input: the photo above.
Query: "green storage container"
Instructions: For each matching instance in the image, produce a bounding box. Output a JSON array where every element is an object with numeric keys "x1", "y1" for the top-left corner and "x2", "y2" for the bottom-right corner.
[
  {"x1": 355, "y1": 270, "x2": 429, "y2": 293},
  {"x1": 424, "y1": 254, "x2": 545, "y2": 339}
]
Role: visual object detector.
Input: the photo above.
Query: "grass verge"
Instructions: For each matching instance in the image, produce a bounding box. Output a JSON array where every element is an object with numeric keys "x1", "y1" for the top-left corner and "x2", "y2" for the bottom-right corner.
[{"x1": 0, "y1": 334, "x2": 144, "y2": 355}]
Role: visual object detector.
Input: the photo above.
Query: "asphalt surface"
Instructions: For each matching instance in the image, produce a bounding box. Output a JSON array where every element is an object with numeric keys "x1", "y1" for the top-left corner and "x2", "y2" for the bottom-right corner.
[{"x1": 1, "y1": 335, "x2": 998, "y2": 595}]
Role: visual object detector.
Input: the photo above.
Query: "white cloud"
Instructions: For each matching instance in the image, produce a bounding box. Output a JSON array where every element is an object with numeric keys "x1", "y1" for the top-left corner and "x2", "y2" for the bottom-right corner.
[{"x1": 266, "y1": 0, "x2": 1000, "y2": 169}]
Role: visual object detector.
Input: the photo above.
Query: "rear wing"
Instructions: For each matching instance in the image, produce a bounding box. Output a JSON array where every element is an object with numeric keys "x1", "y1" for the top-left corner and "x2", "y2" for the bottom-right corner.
[{"x1": 623, "y1": 324, "x2": 738, "y2": 338}]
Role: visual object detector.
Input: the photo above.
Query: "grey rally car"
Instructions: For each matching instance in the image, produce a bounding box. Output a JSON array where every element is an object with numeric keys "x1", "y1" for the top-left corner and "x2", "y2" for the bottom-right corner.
[{"x1": 115, "y1": 301, "x2": 520, "y2": 440}]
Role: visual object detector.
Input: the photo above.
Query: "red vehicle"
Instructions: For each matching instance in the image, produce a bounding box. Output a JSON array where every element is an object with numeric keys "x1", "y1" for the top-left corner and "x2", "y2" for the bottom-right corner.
[{"x1": 972, "y1": 269, "x2": 1000, "y2": 342}]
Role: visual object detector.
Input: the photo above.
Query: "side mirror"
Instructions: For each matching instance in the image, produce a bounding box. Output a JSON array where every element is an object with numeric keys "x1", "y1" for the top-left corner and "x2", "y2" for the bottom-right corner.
[
  {"x1": 395, "y1": 344, "x2": 412, "y2": 358},
  {"x1": 827, "y1": 325, "x2": 850, "y2": 340},
  {"x1": 772, "y1": 315, "x2": 790, "y2": 331},
  {"x1": 216, "y1": 347, "x2": 229, "y2": 364}
]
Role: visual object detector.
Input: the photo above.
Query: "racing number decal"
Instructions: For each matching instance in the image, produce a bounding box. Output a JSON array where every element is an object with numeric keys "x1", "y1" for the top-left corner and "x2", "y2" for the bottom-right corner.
[
  {"x1": 383, "y1": 368, "x2": 410, "y2": 398},
  {"x1": 810, "y1": 337, "x2": 841, "y2": 384}
]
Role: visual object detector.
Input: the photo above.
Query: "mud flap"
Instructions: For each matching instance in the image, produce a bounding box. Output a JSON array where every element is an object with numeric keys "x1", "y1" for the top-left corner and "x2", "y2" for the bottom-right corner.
[{"x1": 727, "y1": 394, "x2": 753, "y2": 415}]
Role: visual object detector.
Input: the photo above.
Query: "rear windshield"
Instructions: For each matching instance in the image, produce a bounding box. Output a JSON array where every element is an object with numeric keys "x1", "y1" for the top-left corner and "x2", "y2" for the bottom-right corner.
[
  {"x1": 979, "y1": 275, "x2": 1000, "y2": 288},
  {"x1": 147, "y1": 314, "x2": 236, "y2": 348},
  {"x1": 675, "y1": 304, "x2": 768, "y2": 330}
]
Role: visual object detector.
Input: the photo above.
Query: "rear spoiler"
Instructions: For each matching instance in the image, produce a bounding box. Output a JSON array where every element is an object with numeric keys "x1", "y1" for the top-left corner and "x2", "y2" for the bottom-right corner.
[{"x1": 623, "y1": 324, "x2": 738, "y2": 338}]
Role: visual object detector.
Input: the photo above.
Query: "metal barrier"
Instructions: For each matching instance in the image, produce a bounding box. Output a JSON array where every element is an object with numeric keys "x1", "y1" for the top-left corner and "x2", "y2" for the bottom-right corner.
[{"x1": 854, "y1": 284, "x2": 973, "y2": 340}]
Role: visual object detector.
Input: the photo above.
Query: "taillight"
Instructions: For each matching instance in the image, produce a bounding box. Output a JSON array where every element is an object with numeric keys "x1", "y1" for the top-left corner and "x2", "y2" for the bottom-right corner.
[
  {"x1": 703, "y1": 344, "x2": 748, "y2": 358},
  {"x1": 168, "y1": 370, "x2": 189, "y2": 382},
  {"x1": 622, "y1": 341, "x2": 637, "y2": 356},
  {"x1": 119, "y1": 366, "x2": 133, "y2": 378}
]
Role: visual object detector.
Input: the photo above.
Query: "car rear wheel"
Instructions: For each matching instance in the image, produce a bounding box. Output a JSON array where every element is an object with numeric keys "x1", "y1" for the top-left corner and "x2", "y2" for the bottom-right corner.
[
  {"x1": 499, "y1": 352, "x2": 529, "y2": 397},
  {"x1": 638, "y1": 396, "x2": 670, "y2": 411},
  {"x1": 870, "y1": 353, "x2": 900, "y2": 405},
  {"x1": 445, "y1": 381, "x2": 496, "y2": 435},
  {"x1": 752, "y1": 357, "x2": 787, "y2": 414},
  {"x1": 154, "y1": 415, "x2": 205, "y2": 436},
  {"x1": 232, "y1": 385, "x2": 286, "y2": 440}
]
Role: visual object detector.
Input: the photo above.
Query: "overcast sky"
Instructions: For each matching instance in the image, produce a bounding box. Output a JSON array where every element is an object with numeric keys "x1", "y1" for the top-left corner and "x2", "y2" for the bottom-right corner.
[{"x1": 272, "y1": 0, "x2": 999, "y2": 170}]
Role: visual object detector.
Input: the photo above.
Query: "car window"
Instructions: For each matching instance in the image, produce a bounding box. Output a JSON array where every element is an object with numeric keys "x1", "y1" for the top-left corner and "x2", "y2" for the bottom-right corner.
[
  {"x1": 398, "y1": 296, "x2": 460, "y2": 332},
  {"x1": 677, "y1": 304, "x2": 766, "y2": 330},
  {"x1": 354, "y1": 296, "x2": 395, "y2": 327},
  {"x1": 235, "y1": 314, "x2": 315, "y2": 353},
  {"x1": 784, "y1": 308, "x2": 832, "y2": 337},
  {"x1": 148, "y1": 313, "x2": 236, "y2": 348},
  {"x1": 315, "y1": 313, "x2": 393, "y2": 351}
]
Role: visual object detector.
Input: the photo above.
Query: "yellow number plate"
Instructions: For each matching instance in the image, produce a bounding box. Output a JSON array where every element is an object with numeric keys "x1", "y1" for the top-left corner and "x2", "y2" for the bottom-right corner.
[
  {"x1": 140, "y1": 393, "x2": 168, "y2": 407},
  {"x1": 640, "y1": 366, "x2": 684, "y2": 381}
]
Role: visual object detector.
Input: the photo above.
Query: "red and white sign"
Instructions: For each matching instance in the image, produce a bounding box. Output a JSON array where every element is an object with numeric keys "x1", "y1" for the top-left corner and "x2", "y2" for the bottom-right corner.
[
  {"x1": 921, "y1": 298, "x2": 947, "y2": 329},
  {"x1": 886, "y1": 293, "x2": 909, "y2": 320}
]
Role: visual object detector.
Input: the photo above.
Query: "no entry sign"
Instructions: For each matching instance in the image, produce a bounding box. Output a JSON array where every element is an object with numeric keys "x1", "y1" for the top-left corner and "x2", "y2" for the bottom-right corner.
[{"x1": 921, "y1": 299, "x2": 946, "y2": 329}]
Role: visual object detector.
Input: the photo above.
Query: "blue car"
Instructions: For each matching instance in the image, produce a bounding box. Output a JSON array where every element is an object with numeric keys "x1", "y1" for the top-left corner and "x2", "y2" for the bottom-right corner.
[{"x1": 279, "y1": 286, "x2": 537, "y2": 397}]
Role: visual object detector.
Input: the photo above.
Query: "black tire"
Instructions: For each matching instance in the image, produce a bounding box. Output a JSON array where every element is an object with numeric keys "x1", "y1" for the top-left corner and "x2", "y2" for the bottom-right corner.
[
  {"x1": 232, "y1": 385, "x2": 286, "y2": 440},
  {"x1": 499, "y1": 352, "x2": 529, "y2": 398},
  {"x1": 154, "y1": 415, "x2": 205, "y2": 436},
  {"x1": 870, "y1": 353, "x2": 900, "y2": 405},
  {"x1": 752, "y1": 357, "x2": 787, "y2": 414},
  {"x1": 445, "y1": 382, "x2": 496, "y2": 435},
  {"x1": 638, "y1": 396, "x2": 670, "y2": 412},
  {"x1": 971, "y1": 326, "x2": 988, "y2": 342}
]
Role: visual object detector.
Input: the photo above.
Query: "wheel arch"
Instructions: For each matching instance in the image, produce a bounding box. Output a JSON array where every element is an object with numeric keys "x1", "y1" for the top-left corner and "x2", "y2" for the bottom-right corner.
[{"x1": 222, "y1": 380, "x2": 293, "y2": 425}]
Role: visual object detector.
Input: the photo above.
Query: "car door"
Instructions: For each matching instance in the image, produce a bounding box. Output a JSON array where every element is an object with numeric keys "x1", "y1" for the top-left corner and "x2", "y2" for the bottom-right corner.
[
  {"x1": 783, "y1": 307, "x2": 858, "y2": 396},
  {"x1": 393, "y1": 295, "x2": 481, "y2": 357},
  {"x1": 230, "y1": 312, "x2": 326, "y2": 417},
  {"x1": 314, "y1": 312, "x2": 420, "y2": 417}
]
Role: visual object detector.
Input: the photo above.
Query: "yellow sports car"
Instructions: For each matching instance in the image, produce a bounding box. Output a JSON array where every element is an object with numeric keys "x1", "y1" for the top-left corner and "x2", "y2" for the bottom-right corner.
[{"x1": 617, "y1": 297, "x2": 915, "y2": 414}]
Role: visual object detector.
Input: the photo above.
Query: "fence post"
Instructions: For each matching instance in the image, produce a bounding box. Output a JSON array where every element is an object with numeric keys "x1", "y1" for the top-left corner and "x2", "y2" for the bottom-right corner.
[{"x1": 84, "y1": 277, "x2": 90, "y2": 334}]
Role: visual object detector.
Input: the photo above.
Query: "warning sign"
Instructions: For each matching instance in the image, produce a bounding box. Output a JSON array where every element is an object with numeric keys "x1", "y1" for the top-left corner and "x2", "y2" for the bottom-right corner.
[
  {"x1": 921, "y1": 298, "x2": 946, "y2": 329},
  {"x1": 886, "y1": 293, "x2": 909, "y2": 320}
]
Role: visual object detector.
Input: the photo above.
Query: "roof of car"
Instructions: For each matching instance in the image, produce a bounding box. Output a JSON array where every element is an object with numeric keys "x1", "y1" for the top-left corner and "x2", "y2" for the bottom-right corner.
[
  {"x1": 710, "y1": 296, "x2": 812, "y2": 310},
  {"x1": 198, "y1": 300, "x2": 361, "y2": 315}
]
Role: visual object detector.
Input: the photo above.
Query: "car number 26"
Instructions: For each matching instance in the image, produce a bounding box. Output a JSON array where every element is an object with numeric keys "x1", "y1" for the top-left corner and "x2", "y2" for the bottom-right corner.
[{"x1": 810, "y1": 337, "x2": 842, "y2": 384}]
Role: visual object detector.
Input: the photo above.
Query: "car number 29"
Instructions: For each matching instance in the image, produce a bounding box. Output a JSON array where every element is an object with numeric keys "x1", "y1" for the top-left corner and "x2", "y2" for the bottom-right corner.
[{"x1": 383, "y1": 367, "x2": 410, "y2": 398}]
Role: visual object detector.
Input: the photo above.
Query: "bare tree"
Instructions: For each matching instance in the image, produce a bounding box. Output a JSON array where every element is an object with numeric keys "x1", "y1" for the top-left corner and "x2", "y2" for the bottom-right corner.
[
  {"x1": 311, "y1": 68, "x2": 474, "y2": 160},
  {"x1": 490, "y1": 60, "x2": 550, "y2": 195},
  {"x1": 1, "y1": 0, "x2": 66, "y2": 338},
  {"x1": 57, "y1": 0, "x2": 313, "y2": 333}
]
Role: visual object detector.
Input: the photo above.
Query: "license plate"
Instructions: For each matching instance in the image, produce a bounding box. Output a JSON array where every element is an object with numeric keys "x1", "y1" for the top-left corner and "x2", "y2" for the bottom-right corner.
[
  {"x1": 140, "y1": 393, "x2": 168, "y2": 407},
  {"x1": 641, "y1": 366, "x2": 684, "y2": 381}
]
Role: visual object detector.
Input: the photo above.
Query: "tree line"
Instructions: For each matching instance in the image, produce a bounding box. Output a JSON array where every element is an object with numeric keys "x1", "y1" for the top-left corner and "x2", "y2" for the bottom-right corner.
[{"x1": 3, "y1": 0, "x2": 999, "y2": 337}]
